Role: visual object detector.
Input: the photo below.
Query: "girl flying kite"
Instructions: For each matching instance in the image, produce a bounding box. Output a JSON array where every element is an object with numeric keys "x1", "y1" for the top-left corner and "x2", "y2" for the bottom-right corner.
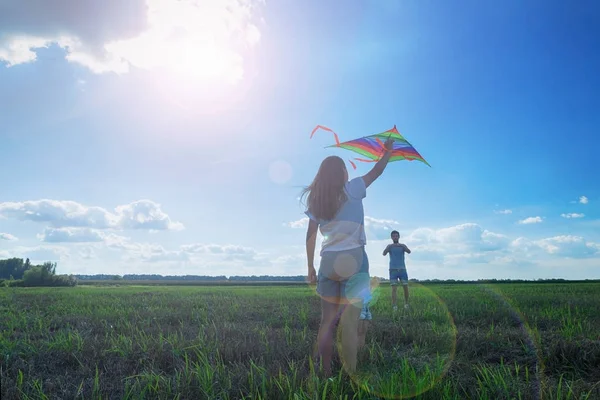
[{"x1": 302, "y1": 136, "x2": 394, "y2": 377}]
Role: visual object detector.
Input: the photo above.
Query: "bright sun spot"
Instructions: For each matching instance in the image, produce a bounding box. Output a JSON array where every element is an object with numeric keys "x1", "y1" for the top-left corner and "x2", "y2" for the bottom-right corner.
[{"x1": 105, "y1": 0, "x2": 262, "y2": 85}]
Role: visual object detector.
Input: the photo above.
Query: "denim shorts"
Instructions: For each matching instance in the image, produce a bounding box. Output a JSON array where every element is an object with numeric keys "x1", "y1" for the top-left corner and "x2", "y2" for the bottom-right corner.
[
  {"x1": 389, "y1": 268, "x2": 409, "y2": 285},
  {"x1": 317, "y1": 246, "x2": 370, "y2": 305}
]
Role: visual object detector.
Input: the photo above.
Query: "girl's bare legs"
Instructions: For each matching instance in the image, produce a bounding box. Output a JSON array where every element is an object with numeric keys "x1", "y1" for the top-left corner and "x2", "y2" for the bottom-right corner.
[
  {"x1": 338, "y1": 301, "x2": 361, "y2": 374},
  {"x1": 316, "y1": 299, "x2": 340, "y2": 376}
]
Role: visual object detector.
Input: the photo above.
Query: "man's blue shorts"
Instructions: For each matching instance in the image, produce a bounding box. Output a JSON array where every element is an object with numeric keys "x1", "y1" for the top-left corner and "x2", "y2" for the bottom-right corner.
[
  {"x1": 317, "y1": 246, "x2": 370, "y2": 306},
  {"x1": 389, "y1": 268, "x2": 408, "y2": 286}
]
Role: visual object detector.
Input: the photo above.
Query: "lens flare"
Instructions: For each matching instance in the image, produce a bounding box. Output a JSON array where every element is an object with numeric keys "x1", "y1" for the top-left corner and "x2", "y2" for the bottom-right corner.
[
  {"x1": 306, "y1": 264, "x2": 546, "y2": 399},
  {"x1": 345, "y1": 283, "x2": 457, "y2": 399},
  {"x1": 477, "y1": 283, "x2": 545, "y2": 400}
]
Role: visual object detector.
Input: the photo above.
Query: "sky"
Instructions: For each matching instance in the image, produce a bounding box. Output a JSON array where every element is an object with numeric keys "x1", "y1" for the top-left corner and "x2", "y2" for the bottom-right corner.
[{"x1": 0, "y1": 0, "x2": 599, "y2": 280}]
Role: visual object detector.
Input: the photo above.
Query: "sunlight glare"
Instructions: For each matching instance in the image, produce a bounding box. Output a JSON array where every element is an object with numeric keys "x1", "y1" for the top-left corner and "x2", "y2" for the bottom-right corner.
[{"x1": 106, "y1": 0, "x2": 262, "y2": 86}]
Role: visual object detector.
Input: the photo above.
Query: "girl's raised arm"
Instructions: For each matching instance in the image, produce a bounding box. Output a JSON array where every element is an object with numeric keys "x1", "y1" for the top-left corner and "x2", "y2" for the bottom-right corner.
[{"x1": 362, "y1": 138, "x2": 394, "y2": 188}]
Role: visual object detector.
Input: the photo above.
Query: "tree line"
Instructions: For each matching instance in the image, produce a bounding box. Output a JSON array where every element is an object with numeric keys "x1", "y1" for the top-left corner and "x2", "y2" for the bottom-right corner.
[
  {"x1": 75, "y1": 274, "x2": 308, "y2": 282},
  {"x1": 3, "y1": 258, "x2": 596, "y2": 286},
  {"x1": 73, "y1": 274, "x2": 598, "y2": 284}
]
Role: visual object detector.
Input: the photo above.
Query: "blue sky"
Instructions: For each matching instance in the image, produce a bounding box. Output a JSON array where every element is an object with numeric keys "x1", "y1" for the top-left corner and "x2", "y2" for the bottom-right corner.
[{"x1": 0, "y1": 0, "x2": 598, "y2": 280}]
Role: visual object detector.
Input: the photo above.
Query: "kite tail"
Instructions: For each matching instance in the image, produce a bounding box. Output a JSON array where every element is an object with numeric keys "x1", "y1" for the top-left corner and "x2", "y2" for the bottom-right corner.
[
  {"x1": 354, "y1": 158, "x2": 378, "y2": 163},
  {"x1": 348, "y1": 159, "x2": 357, "y2": 170},
  {"x1": 310, "y1": 125, "x2": 340, "y2": 146}
]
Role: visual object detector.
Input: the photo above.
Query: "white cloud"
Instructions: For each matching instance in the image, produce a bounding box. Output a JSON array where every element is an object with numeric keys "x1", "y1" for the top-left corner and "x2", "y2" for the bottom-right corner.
[
  {"x1": 0, "y1": 233, "x2": 18, "y2": 241},
  {"x1": 494, "y1": 209, "x2": 512, "y2": 214},
  {"x1": 180, "y1": 243, "x2": 258, "y2": 261},
  {"x1": 105, "y1": 238, "x2": 189, "y2": 263},
  {"x1": 490, "y1": 255, "x2": 536, "y2": 268},
  {"x1": 285, "y1": 217, "x2": 308, "y2": 229},
  {"x1": 79, "y1": 247, "x2": 97, "y2": 260},
  {"x1": 535, "y1": 236, "x2": 599, "y2": 258},
  {"x1": 5, "y1": 221, "x2": 597, "y2": 279},
  {"x1": 511, "y1": 235, "x2": 600, "y2": 259},
  {"x1": 2, "y1": 245, "x2": 70, "y2": 263},
  {"x1": 369, "y1": 222, "x2": 597, "y2": 275},
  {"x1": 269, "y1": 253, "x2": 310, "y2": 275},
  {"x1": 561, "y1": 213, "x2": 584, "y2": 219},
  {"x1": 5, "y1": 215, "x2": 597, "y2": 279},
  {"x1": 436, "y1": 223, "x2": 486, "y2": 244},
  {"x1": 429, "y1": 223, "x2": 510, "y2": 252},
  {"x1": 509, "y1": 237, "x2": 530, "y2": 252},
  {"x1": 140, "y1": 247, "x2": 190, "y2": 263},
  {"x1": 26, "y1": 246, "x2": 70, "y2": 262},
  {"x1": 579, "y1": 196, "x2": 589, "y2": 204},
  {"x1": 518, "y1": 216, "x2": 543, "y2": 225},
  {"x1": 444, "y1": 252, "x2": 492, "y2": 265},
  {"x1": 282, "y1": 217, "x2": 596, "y2": 276},
  {"x1": 407, "y1": 228, "x2": 436, "y2": 245},
  {"x1": 364, "y1": 216, "x2": 400, "y2": 229},
  {"x1": 0, "y1": 199, "x2": 116, "y2": 228},
  {"x1": 0, "y1": 0, "x2": 265, "y2": 84},
  {"x1": 95, "y1": 237, "x2": 262, "y2": 265},
  {"x1": 0, "y1": 36, "x2": 57, "y2": 66},
  {"x1": 273, "y1": 253, "x2": 305, "y2": 267},
  {"x1": 285, "y1": 215, "x2": 400, "y2": 232},
  {"x1": 115, "y1": 200, "x2": 184, "y2": 231},
  {"x1": 0, "y1": 199, "x2": 183, "y2": 231},
  {"x1": 38, "y1": 227, "x2": 105, "y2": 243},
  {"x1": 480, "y1": 230, "x2": 511, "y2": 251},
  {"x1": 350, "y1": 223, "x2": 512, "y2": 272}
]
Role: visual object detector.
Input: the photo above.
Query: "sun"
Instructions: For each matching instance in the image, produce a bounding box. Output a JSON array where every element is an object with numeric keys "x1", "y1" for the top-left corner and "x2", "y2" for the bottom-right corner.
[
  {"x1": 162, "y1": 39, "x2": 244, "y2": 85},
  {"x1": 105, "y1": 0, "x2": 261, "y2": 86}
]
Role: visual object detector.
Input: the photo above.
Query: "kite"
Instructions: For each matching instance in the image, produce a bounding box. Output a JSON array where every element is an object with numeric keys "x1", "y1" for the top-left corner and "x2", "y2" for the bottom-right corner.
[{"x1": 310, "y1": 125, "x2": 430, "y2": 169}]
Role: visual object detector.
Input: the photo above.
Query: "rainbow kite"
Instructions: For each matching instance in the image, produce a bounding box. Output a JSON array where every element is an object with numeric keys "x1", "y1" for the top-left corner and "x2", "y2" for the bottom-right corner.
[{"x1": 310, "y1": 125, "x2": 430, "y2": 169}]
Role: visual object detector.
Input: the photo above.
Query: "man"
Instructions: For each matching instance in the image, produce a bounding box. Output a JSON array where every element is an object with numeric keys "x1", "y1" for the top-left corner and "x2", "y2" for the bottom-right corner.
[{"x1": 383, "y1": 230, "x2": 411, "y2": 310}]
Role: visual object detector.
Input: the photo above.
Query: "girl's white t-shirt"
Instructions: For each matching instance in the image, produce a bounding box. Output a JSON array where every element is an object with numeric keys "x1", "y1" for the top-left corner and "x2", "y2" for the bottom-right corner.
[{"x1": 305, "y1": 177, "x2": 367, "y2": 255}]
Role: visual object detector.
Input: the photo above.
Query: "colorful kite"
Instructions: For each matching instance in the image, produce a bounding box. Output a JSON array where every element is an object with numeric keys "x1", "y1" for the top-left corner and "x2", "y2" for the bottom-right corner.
[{"x1": 310, "y1": 125, "x2": 430, "y2": 169}]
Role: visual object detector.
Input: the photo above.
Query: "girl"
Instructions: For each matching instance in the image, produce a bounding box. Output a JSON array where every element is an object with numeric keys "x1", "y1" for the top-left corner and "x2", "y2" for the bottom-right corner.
[{"x1": 303, "y1": 137, "x2": 394, "y2": 376}]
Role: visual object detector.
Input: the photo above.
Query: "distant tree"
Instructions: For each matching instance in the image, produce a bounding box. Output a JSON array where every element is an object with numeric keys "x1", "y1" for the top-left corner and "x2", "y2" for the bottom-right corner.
[
  {"x1": 0, "y1": 258, "x2": 76, "y2": 287},
  {"x1": 41, "y1": 262, "x2": 57, "y2": 275},
  {"x1": 22, "y1": 266, "x2": 76, "y2": 287},
  {"x1": 0, "y1": 258, "x2": 27, "y2": 279}
]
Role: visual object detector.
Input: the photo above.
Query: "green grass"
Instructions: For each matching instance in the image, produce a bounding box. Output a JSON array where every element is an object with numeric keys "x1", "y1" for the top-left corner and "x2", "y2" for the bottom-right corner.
[{"x1": 1, "y1": 282, "x2": 599, "y2": 399}]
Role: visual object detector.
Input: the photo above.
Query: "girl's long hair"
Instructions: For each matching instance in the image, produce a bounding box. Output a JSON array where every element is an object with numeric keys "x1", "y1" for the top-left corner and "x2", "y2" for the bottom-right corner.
[{"x1": 300, "y1": 156, "x2": 348, "y2": 221}]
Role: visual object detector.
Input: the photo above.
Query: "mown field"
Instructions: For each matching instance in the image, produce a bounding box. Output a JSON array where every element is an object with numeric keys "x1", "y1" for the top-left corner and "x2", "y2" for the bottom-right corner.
[{"x1": 1, "y1": 282, "x2": 599, "y2": 399}]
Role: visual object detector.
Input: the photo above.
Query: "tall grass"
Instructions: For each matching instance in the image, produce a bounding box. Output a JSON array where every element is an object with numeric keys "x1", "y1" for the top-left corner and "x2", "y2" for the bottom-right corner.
[{"x1": 1, "y1": 283, "x2": 599, "y2": 399}]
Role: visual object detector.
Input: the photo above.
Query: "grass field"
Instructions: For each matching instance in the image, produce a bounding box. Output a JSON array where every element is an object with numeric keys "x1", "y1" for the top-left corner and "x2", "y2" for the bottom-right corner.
[{"x1": 1, "y1": 282, "x2": 599, "y2": 399}]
